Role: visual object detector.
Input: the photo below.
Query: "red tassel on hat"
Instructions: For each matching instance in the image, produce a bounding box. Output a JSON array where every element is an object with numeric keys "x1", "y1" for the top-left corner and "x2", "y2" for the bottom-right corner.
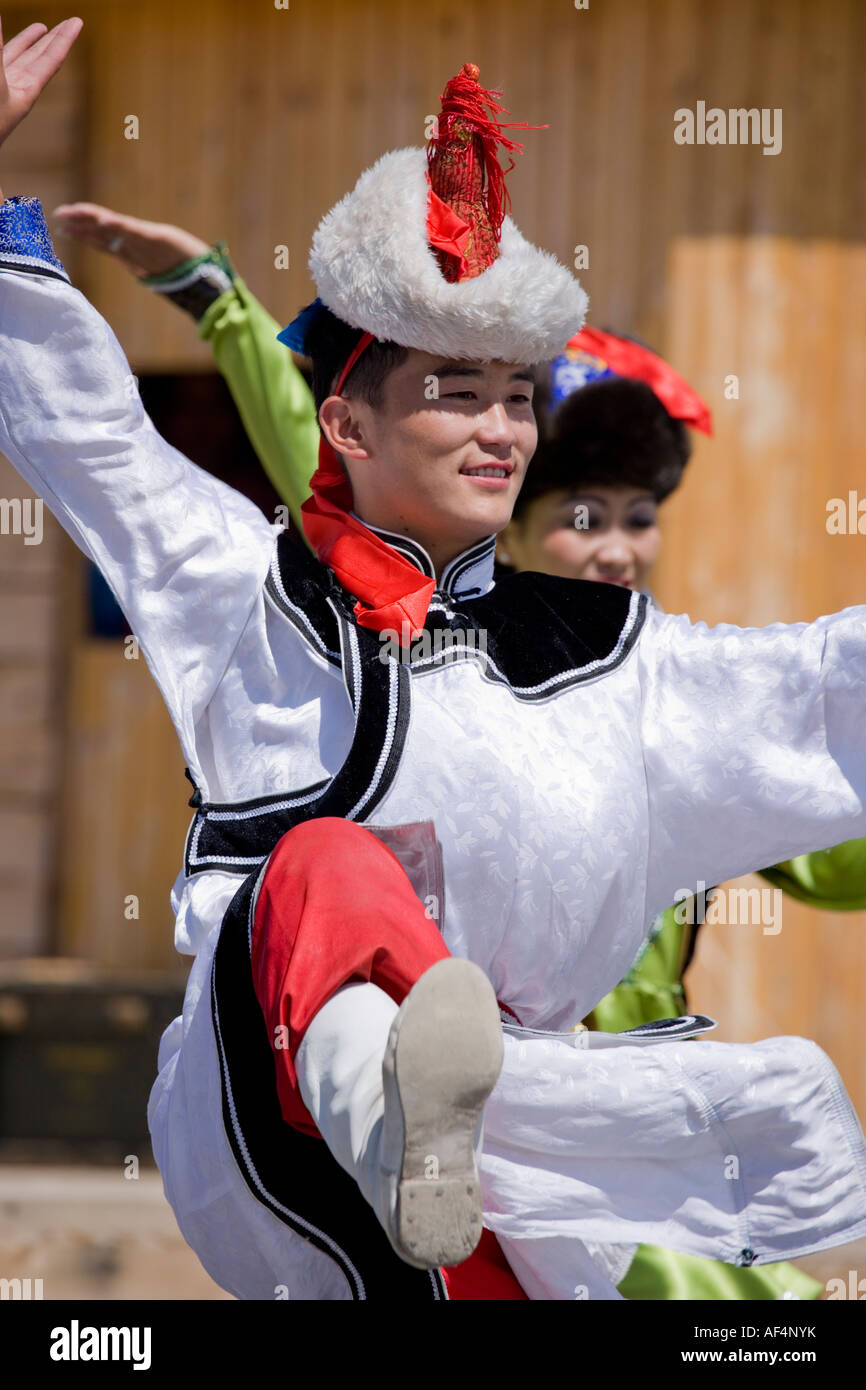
[{"x1": 427, "y1": 62, "x2": 546, "y2": 282}]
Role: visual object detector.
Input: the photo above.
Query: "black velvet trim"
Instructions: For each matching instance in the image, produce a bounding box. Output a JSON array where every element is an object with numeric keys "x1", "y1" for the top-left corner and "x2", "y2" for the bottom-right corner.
[
  {"x1": 269, "y1": 527, "x2": 644, "y2": 696},
  {"x1": 184, "y1": 609, "x2": 411, "y2": 877},
  {"x1": 0, "y1": 259, "x2": 70, "y2": 284},
  {"x1": 184, "y1": 779, "x2": 330, "y2": 876},
  {"x1": 617, "y1": 1013, "x2": 716, "y2": 1040},
  {"x1": 406, "y1": 573, "x2": 646, "y2": 699},
  {"x1": 159, "y1": 277, "x2": 225, "y2": 322},
  {"x1": 315, "y1": 617, "x2": 413, "y2": 824},
  {"x1": 211, "y1": 871, "x2": 447, "y2": 1300},
  {"x1": 264, "y1": 530, "x2": 343, "y2": 665}
]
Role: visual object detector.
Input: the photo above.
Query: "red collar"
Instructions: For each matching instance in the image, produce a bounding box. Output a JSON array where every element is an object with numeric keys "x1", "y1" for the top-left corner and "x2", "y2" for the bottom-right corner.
[{"x1": 301, "y1": 435, "x2": 437, "y2": 638}]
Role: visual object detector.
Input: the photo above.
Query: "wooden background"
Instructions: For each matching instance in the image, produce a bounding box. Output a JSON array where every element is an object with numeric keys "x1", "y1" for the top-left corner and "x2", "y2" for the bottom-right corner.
[{"x1": 1, "y1": 0, "x2": 865, "y2": 1109}]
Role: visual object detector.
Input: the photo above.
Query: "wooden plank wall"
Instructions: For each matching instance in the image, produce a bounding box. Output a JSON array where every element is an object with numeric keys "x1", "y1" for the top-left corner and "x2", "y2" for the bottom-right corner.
[
  {"x1": 1, "y1": 0, "x2": 864, "y2": 1103},
  {"x1": 56, "y1": 644, "x2": 192, "y2": 972},
  {"x1": 663, "y1": 235, "x2": 866, "y2": 1110},
  {"x1": 4, "y1": 0, "x2": 860, "y2": 366}
]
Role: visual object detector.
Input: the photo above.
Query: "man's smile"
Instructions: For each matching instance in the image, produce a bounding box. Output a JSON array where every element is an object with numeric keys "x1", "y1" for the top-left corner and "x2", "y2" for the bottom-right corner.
[{"x1": 459, "y1": 460, "x2": 515, "y2": 483}]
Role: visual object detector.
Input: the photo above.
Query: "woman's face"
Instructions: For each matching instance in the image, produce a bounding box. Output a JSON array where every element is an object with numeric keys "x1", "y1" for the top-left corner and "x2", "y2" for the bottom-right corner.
[{"x1": 498, "y1": 484, "x2": 662, "y2": 589}]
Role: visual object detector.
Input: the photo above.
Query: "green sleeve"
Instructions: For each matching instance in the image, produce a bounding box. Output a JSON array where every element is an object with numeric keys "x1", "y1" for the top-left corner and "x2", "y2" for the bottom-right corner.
[
  {"x1": 586, "y1": 907, "x2": 692, "y2": 1032},
  {"x1": 591, "y1": 839, "x2": 866, "y2": 1036},
  {"x1": 197, "y1": 277, "x2": 320, "y2": 536},
  {"x1": 758, "y1": 838, "x2": 866, "y2": 910},
  {"x1": 618, "y1": 1244, "x2": 822, "y2": 1300}
]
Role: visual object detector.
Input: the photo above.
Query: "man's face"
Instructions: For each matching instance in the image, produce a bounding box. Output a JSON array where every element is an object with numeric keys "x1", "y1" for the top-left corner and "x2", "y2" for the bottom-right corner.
[{"x1": 338, "y1": 349, "x2": 537, "y2": 566}]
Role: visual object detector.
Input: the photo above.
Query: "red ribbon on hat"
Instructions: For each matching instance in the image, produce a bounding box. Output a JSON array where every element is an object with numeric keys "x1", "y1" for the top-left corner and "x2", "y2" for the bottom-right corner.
[
  {"x1": 300, "y1": 334, "x2": 436, "y2": 639},
  {"x1": 567, "y1": 327, "x2": 713, "y2": 436},
  {"x1": 426, "y1": 184, "x2": 473, "y2": 282}
]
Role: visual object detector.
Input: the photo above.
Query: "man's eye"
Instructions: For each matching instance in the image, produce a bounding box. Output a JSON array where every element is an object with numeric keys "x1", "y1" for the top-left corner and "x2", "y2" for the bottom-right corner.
[
  {"x1": 629, "y1": 514, "x2": 656, "y2": 529},
  {"x1": 510, "y1": 393, "x2": 533, "y2": 404},
  {"x1": 443, "y1": 391, "x2": 477, "y2": 400}
]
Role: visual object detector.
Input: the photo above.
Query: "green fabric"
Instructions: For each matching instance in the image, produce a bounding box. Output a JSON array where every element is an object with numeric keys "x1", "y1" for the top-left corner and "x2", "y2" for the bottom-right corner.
[
  {"x1": 619, "y1": 1244, "x2": 822, "y2": 1301},
  {"x1": 758, "y1": 838, "x2": 866, "y2": 910},
  {"x1": 587, "y1": 906, "x2": 690, "y2": 1033},
  {"x1": 197, "y1": 277, "x2": 319, "y2": 538},
  {"x1": 595, "y1": 841, "x2": 866, "y2": 1040}
]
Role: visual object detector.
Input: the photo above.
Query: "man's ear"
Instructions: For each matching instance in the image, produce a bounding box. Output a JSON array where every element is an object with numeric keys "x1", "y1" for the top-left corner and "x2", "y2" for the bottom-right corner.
[{"x1": 318, "y1": 396, "x2": 372, "y2": 461}]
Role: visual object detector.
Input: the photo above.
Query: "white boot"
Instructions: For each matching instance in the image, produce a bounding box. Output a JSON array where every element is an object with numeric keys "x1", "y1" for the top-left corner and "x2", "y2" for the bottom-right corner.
[{"x1": 295, "y1": 959, "x2": 504, "y2": 1270}]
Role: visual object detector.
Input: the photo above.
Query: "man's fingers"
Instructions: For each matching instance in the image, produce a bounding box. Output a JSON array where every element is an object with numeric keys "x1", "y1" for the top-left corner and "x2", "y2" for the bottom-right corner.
[
  {"x1": 9, "y1": 23, "x2": 67, "y2": 71},
  {"x1": 1, "y1": 23, "x2": 49, "y2": 67},
  {"x1": 3, "y1": 16, "x2": 75, "y2": 73},
  {"x1": 8, "y1": 16, "x2": 83, "y2": 88}
]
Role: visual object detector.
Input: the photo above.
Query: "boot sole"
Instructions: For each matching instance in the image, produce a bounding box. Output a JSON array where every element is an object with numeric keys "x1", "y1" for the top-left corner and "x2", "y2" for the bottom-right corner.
[{"x1": 381, "y1": 958, "x2": 504, "y2": 1269}]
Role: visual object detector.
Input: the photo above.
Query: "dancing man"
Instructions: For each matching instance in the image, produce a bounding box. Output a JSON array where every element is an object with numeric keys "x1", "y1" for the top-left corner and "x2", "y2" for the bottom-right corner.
[{"x1": 2, "y1": 20, "x2": 866, "y2": 1300}]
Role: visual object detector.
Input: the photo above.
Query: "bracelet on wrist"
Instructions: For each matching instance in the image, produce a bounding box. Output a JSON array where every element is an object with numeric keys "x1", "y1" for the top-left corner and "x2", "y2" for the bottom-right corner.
[{"x1": 140, "y1": 241, "x2": 236, "y2": 320}]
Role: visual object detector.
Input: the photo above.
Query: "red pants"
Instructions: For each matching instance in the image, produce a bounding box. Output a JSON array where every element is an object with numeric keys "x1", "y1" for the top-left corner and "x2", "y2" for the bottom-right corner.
[{"x1": 249, "y1": 817, "x2": 527, "y2": 1301}]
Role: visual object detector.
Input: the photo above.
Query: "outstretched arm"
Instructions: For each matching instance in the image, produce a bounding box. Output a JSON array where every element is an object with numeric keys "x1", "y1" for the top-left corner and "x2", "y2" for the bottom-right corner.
[
  {"x1": 0, "y1": 20, "x2": 275, "y2": 750},
  {"x1": 638, "y1": 603, "x2": 866, "y2": 923},
  {"x1": 53, "y1": 203, "x2": 320, "y2": 533}
]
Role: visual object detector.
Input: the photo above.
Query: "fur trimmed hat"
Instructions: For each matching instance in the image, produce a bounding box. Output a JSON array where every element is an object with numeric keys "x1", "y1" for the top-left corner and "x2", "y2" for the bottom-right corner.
[
  {"x1": 512, "y1": 328, "x2": 713, "y2": 515},
  {"x1": 280, "y1": 64, "x2": 588, "y2": 364}
]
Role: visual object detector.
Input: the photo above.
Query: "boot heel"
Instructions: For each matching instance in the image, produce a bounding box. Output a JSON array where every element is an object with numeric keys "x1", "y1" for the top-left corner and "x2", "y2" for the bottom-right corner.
[{"x1": 396, "y1": 1176, "x2": 484, "y2": 1267}]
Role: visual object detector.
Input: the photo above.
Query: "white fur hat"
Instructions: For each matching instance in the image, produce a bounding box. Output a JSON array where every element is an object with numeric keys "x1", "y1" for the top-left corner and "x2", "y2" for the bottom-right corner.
[
  {"x1": 307, "y1": 145, "x2": 587, "y2": 365},
  {"x1": 296, "y1": 52, "x2": 596, "y2": 363}
]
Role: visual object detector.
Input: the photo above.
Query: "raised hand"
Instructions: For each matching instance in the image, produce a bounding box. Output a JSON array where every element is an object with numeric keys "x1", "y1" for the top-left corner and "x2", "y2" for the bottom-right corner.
[
  {"x1": 53, "y1": 202, "x2": 211, "y2": 279},
  {"x1": 0, "y1": 15, "x2": 83, "y2": 147}
]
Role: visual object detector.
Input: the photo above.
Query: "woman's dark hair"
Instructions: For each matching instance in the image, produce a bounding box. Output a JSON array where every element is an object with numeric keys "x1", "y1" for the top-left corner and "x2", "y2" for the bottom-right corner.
[
  {"x1": 514, "y1": 375, "x2": 692, "y2": 517},
  {"x1": 303, "y1": 304, "x2": 409, "y2": 413}
]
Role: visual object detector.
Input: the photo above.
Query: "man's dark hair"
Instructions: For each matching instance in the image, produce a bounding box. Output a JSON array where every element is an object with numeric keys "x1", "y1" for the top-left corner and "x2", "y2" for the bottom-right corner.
[
  {"x1": 515, "y1": 376, "x2": 692, "y2": 517},
  {"x1": 304, "y1": 304, "x2": 409, "y2": 413}
]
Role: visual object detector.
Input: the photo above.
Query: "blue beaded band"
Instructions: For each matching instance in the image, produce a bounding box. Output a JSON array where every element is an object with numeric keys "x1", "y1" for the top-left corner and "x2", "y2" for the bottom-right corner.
[{"x1": 0, "y1": 196, "x2": 69, "y2": 281}]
